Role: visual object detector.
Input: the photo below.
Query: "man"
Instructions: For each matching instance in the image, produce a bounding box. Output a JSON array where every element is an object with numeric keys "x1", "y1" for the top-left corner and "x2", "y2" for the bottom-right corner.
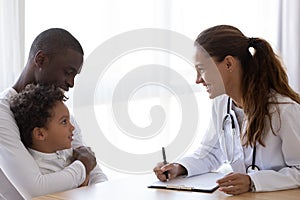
[{"x1": 0, "y1": 28, "x2": 98, "y2": 197}]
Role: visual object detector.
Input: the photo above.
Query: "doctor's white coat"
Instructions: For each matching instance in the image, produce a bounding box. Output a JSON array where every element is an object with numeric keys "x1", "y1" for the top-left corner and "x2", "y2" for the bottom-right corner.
[{"x1": 177, "y1": 94, "x2": 300, "y2": 192}]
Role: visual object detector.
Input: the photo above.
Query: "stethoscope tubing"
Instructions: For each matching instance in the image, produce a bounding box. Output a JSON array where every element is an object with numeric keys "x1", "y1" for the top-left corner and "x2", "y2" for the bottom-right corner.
[{"x1": 223, "y1": 97, "x2": 260, "y2": 172}]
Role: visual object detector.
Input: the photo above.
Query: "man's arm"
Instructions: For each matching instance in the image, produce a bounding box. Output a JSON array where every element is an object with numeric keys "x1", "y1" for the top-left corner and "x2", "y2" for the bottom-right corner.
[
  {"x1": 0, "y1": 93, "x2": 91, "y2": 197},
  {"x1": 0, "y1": 141, "x2": 86, "y2": 198},
  {"x1": 88, "y1": 164, "x2": 108, "y2": 185}
]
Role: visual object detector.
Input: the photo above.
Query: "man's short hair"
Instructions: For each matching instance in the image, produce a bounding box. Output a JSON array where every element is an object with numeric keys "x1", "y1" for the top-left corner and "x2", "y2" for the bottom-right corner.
[{"x1": 29, "y1": 28, "x2": 84, "y2": 59}]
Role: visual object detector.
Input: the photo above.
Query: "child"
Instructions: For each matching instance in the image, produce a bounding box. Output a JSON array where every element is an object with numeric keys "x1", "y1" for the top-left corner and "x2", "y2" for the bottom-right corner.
[{"x1": 9, "y1": 84, "x2": 107, "y2": 186}]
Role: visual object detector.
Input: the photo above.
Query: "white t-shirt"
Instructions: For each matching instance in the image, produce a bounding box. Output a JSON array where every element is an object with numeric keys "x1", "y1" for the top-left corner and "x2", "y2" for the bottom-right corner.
[{"x1": 0, "y1": 88, "x2": 102, "y2": 197}]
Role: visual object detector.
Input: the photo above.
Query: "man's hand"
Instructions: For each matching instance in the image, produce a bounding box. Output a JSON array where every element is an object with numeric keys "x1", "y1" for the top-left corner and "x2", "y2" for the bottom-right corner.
[
  {"x1": 153, "y1": 162, "x2": 187, "y2": 182},
  {"x1": 73, "y1": 146, "x2": 97, "y2": 174},
  {"x1": 79, "y1": 174, "x2": 90, "y2": 187}
]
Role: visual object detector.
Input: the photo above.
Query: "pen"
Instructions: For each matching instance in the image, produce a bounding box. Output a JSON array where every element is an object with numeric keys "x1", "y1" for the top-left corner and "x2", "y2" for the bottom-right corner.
[{"x1": 162, "y1": 147, "x2": 169, "y2": 180}]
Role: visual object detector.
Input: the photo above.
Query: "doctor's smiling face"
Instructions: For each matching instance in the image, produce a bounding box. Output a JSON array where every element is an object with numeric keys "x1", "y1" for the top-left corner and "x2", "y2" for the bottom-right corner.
[{"x1": 194, "y1": 47, "x2": 225, "y2": 98}]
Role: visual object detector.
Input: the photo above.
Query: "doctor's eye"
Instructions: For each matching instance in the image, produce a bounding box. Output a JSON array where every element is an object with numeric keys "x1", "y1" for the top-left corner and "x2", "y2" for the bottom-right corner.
[
  {"x1": 195, "y1": 64, "x2": 206, "y2": 75},
  {"x1": 196, "y1": 67, "x2": 206, "y2": 75},
  {"x1": 199, "y1": 69, "x2": 205, "y2": 74}
]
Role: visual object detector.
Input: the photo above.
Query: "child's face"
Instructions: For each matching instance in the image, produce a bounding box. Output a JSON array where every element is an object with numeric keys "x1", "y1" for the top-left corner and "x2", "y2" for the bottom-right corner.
[{"x1": 43, "y1": 101, "x2": 75, "y2": 152}]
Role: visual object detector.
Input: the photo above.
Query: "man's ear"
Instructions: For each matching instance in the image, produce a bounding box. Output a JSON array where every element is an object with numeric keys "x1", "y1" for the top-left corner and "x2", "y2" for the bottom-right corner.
[
  {"x1": 32, "y1": 127, "x2": 47, "y2": 141},
  {"x1": 34, "y1": 50, "x2": 49, "y2": 68}
]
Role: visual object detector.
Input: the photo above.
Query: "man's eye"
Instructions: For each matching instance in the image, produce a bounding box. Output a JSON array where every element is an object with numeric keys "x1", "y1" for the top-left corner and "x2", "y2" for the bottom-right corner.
[{"x1": 65, "y1": 70, "x2": 73, "y2": 75}]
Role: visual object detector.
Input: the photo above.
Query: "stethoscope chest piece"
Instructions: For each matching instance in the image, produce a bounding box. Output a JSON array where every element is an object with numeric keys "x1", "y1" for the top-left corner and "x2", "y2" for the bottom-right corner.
[{"x1": 246, "y1": 164, "x2": 260, "y2": 173}]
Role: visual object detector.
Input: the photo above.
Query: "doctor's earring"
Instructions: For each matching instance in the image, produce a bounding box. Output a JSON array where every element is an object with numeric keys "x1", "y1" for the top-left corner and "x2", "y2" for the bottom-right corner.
[{"x1": 226, "y1": 64, "x2": 232, "y2": 72}]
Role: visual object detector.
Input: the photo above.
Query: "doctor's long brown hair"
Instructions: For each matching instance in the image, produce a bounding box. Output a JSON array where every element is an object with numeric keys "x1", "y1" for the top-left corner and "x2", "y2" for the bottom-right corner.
[{"x1": 195, "y1": 25, "x2": 300, "y2": 147}]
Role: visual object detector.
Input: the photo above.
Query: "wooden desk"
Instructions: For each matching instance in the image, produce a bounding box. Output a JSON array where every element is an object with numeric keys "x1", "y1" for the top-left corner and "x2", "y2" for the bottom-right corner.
[{"x1": 33, "y1": 174, "x2": 300, "y2": 200}]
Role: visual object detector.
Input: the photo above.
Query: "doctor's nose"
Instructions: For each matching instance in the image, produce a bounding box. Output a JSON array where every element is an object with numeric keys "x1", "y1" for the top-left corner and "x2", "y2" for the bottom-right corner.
[{"x1": 196, "y1": 73, "x2": 204, "y2": 84}]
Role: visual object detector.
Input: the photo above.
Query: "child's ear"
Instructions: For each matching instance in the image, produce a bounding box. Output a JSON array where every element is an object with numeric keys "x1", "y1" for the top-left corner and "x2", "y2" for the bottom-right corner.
[{"x1": 32, "y1": 127, "x2": 47, "y2": 141}]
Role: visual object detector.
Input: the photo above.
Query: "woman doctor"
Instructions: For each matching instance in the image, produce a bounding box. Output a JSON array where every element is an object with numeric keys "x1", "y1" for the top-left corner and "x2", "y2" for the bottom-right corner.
[{"x1": 153, "y1": 25, "x2": 300, "y2": 195}]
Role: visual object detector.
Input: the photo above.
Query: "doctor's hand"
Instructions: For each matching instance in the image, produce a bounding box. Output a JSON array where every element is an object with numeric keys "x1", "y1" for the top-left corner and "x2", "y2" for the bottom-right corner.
[
  {"x1": 153, "y1": 162, "x2": 187, "y2": 182},
  {"x1": 216, "y1": 172, "x2": 251, "y2": 195}
]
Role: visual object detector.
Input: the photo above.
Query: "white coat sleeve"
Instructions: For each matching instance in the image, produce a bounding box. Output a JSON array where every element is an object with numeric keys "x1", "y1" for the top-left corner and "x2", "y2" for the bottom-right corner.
[
  {"x1": 0, "y1": 97, "x2": 86, "y2": 198},
  {"x1": 177, "y1": 96, "x2": 226, "y2": 177},
  {"x1": 249, "y1": 102, "x2": 300, "y2": 192}
]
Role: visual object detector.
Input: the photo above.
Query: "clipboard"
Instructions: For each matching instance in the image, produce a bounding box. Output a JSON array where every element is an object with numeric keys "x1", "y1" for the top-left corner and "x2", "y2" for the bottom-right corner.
[{"x1": 148, "y1": 172, "x2": 225, "y2": 193}]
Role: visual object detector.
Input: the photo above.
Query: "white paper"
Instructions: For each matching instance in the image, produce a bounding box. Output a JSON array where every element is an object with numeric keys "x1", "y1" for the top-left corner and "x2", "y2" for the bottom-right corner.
[{"x1": 150, "y1": 172, "x2": 225, "y2": 191}]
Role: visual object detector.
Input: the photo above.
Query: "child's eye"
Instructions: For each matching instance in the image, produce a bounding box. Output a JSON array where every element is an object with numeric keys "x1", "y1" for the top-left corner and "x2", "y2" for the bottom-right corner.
[{"x1": 61, "y1": 119, "x2": 67, "y2": 125}]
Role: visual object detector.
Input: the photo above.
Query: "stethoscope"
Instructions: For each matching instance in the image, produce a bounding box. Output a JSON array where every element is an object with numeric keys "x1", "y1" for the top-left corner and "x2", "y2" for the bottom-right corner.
[{"x1": 222, "y1": 97, "x2": 260, "y2": 173}]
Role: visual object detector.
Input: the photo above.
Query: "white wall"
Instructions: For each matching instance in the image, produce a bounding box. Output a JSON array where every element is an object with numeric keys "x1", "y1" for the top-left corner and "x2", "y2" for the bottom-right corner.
[{"x1": 24, "y1": 0, "x2": 281, "y2": 179}]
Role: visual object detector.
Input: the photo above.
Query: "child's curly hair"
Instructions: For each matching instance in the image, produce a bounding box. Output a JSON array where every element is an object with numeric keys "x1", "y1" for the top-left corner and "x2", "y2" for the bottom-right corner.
[{"x1": 10, "y1": 84, "x2": 67, "y2": 148}]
